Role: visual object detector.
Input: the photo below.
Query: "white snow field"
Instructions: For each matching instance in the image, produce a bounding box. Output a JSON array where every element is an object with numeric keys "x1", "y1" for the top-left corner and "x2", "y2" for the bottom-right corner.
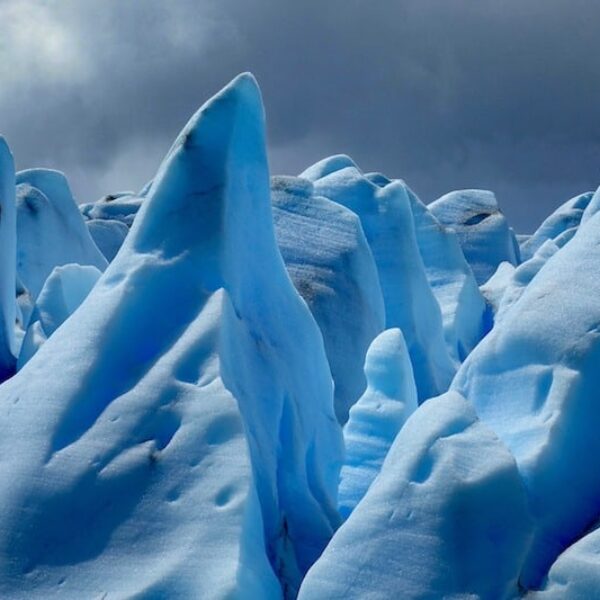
[{"x1": 0, "y1": 73, "x2": 599, "y2": 598}]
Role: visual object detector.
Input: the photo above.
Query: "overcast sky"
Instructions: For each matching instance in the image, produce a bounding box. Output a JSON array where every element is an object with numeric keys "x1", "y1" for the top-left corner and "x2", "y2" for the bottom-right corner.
[{"x1": 1, "y1": 0, "x2": 599, "y2": 231}]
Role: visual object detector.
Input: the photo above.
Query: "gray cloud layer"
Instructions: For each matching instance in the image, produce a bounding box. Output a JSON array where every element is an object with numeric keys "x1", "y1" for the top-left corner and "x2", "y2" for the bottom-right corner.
[{"x1": 1, "y1": 0, "x2": 599, "y2": 230}]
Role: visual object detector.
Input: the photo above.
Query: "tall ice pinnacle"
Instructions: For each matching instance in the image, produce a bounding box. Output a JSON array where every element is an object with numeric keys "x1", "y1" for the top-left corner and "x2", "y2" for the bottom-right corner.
[
  {"x1": 0, "y1": 138, "x2": 16, "y2": 380},
  {"x1": 0, "y1": 73, "x2": 342, "y2": 599}
]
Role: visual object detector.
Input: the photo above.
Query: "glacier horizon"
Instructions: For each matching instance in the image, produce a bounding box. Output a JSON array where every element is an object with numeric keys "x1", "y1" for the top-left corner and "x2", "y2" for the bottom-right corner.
[{"x1": 0, "y1": 72, "x2": 598, "y2": 598}]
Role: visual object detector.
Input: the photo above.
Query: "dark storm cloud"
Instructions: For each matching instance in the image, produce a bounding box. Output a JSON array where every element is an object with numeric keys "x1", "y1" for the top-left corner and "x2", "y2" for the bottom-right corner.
[{"x1": 1, "y1": 0, "x2": 599, "y2": 230}]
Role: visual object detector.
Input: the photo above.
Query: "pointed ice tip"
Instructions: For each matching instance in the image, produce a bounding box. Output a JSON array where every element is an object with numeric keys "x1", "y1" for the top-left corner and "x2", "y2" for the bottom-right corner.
[
  {"x1": 231, "y1": 71, "x2": 259, "y2": 88},
  {"x1": 160, "y1": 72, "x2": 265, "y2": 165},
  {"x1": 133, "y1": 69, "x2": 271, "y2": 265},
  {"x1": 0, "y1": 137, "x2": 14, "y2": 163},
  {"x1": 0, "y1": 138, "x2": 15, "y2": 184},
  {"x1": 213, "y1": 72, "x2": 262, "y2": 107},
  {"x1": 366, "y1": 328, "x2": 407, "y2": 368}
]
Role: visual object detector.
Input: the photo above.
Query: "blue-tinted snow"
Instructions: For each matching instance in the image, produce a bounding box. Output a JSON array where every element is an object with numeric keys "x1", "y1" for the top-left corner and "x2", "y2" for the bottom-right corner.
[
  {"x1": 479, "y1": 261, "x2": 515, "y2": 320},
  {"x1": 79, "y1": 193, "x2": 143, "y2": 228},
  {"x1": 406, "y1": 188, "x2": 488, "y2": 362},
  {"x1": 299, "y1": 391, "x2": 533, "y2": 599},
  {"x1": 454, "y1": 210, "x2": 600, "y2": 588},
  {"x1": 533, "y1": 526, "x2": 600, "y2": 599}
]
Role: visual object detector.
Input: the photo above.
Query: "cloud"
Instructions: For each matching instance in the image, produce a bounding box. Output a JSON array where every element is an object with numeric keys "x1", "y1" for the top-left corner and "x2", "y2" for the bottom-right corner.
[{"x1": 0, "y1": 0, "x2": 599, "y2": 230}]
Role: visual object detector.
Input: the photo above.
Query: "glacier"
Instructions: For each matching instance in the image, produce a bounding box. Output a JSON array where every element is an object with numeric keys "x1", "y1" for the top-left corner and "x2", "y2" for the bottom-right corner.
[
  {"x1": 0, "y1": 72, "x2": 599, "y2": 599},
  {"x1": 299, "y1": 392, "x2": 533, "y2": 599},
  {"x1": 0, "y1": 138, "x2": 17, "y2": 379},
  {"x1": 429, "y1": 189, "x2": 520, "y2": 285},
  {"x1": 303, "y1": 156, "x2": 456, "y2": 403},
  {"x1": 271, "y1": 175, "x2": 384, "y2": 424}
]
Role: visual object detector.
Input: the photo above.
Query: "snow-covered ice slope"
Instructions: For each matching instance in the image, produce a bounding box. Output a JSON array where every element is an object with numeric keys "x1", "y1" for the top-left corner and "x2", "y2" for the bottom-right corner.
[
  {"x1": 454, "y1": 210, "x2": 600, "y2": 588},
  {"x1": 272, "y1": 175, "x2": 385, "y2": 423},
  {"x1": 0, "y1": 74, "x2": 342, "y2": 599},
  {"x1": 532, "y1": 526, "x2": 600, "y2": 599},
  {"x1": 303, "y1": 156, "x2": 455, "y2": 403},
  {"x1": 299, "y1": 391, "x2": 533, "y2": 599},
  {"x1": 429, "y1": 189, "x2": 520, "y2": 285},
  {"x1": 493, "y1": 239, "x2": 561, "y2": 326}
]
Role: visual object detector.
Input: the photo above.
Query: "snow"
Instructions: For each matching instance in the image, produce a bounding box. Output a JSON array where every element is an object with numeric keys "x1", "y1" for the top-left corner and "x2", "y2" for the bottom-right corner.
[
  {"x1": 429, "y1": 189, "x2": 520, "y2": 285},
  {"x1": 272, "y1": 175, "x2": 385, "y2": 423},
  {"x1": 79, "y1": 193, "x2": 143, "y2": 228},
  {"x1": 580, "y1": 184, "x2": 600, "y2": 225},
  {"x1": 453, "y1": 210, "x2": 600, "y2": 588},
  {"x1": 479, "y1": 261, "x2": 515, "y2": 320},
  {"x1": 299, "y1": 391, "x2": 533, "y2": 599},
  {"x1": 338, "y1": 328, "x2": 417, "y2": 518},
  {"x1": 533, "y1": 526, "x2": 600, "y2": 599},
  {"x1": 493, "y1": 239, "x2": 560, "y2": 325}
]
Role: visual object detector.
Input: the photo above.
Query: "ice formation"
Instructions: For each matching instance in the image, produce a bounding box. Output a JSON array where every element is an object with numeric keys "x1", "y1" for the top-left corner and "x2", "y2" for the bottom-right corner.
[
  {"x1": 453, "y1": 211, "x2": 600, "y2": 588},
  {"x1": 16, "y1": 169, "x2": 107, "y2": 301},
  {"x1": 429, "y1": 189, "x2": 520, "y2": 285},
  {"x1": 338, "y1": 328, "x2": 417, "y2": 518},
  {"x1": 299, "y1": 392, "x2": 533, "y2": 599},
  {"x1": 0, "y1": 138, "x2": 17, "y2": 379},
  {"x1": 304, "y1": 157, "x2": 455, "y2": 403},
  {"x1": 0, "y1": 73, "x2": 599, "y2": 598},
  {"x1": 86, "y1": 218, "x2": 129, "y2": 262},
  {"x1": 271, "y1": 175, "x2": 384, "y2": 423}
]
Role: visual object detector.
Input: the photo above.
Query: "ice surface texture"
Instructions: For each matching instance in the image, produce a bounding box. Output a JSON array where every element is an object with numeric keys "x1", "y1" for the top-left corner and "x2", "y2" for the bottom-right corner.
[
  {"x1": 272, "y1": 175, "x2": 384, "y2": 423},
  {"x1": 429, "y1": 189, "x2": 520, "y2": 285},
  {"x1": 0, "y1": 74, "x2": 341, "y2": 598},
  {"x1": 454, "y1": 210, "x2": 600, "y2": 588},
  {"x1": 0, "y1": 138, "x2": 17, "y2": 379},
  {"x1": 303, "y1": 157, "x2": 456, "y2": 403},
  {"x1": 0, "y1": 72, "x2": 599, "y2": 598},
  {"x1": 338, "y1": 328, "x2": 417, "y2": 519},
  {"x1": 299, "y1": 392, "x2": 533, "y2": 599}
]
